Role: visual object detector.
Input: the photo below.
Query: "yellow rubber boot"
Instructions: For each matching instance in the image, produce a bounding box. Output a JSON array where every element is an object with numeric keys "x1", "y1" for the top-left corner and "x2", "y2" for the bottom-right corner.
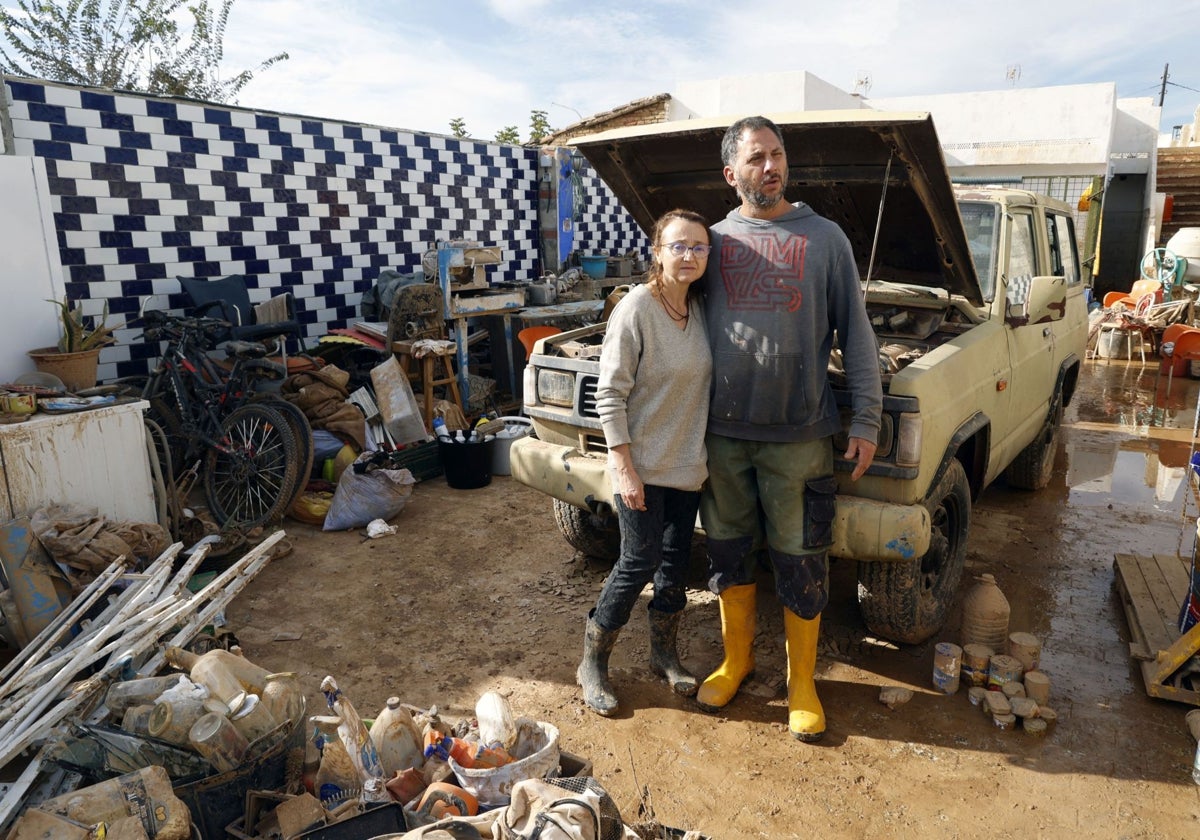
[
  {"x1": 784, "y1": 608, "x2": 825, "y2": 742},
  {"x1": 696, "y1": 584, "x2": 757, "y2": 711}
]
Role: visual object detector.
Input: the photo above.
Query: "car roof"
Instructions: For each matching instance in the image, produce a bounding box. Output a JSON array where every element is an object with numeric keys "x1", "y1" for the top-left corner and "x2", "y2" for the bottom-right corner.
[{"x1": 572, "y1": 109, "x2": 984, "y2": 305}]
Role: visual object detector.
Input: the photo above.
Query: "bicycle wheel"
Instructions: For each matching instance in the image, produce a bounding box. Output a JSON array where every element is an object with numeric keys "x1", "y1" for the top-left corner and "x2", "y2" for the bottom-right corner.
[
  {"x1": 203, "y1": 403, "x2": 301, "y2": 530},
  {"x1": 251, "y1": 394, "x2": 315, "y2": 512}
]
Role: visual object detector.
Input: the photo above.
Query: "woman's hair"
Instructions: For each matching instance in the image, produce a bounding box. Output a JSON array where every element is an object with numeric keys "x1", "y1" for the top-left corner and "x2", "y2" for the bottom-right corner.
[{"x1": 647, "y1": 208, "x2": 709, "y2": 304}]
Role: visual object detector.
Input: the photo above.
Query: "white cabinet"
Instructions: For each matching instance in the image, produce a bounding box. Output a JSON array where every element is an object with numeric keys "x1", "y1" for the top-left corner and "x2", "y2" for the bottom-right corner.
[{"x1": 0, "y1": 401, "x2": 155, "y2": 523}]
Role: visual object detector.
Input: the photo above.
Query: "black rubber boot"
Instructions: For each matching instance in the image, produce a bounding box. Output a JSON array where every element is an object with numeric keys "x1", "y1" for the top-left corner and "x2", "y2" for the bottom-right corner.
[
  {"x1": 648, "y1": 608, "x2": 698, "y2": 696},
  {"x1": 577, "y1": 616, "x2": 621, "y2": 716}
]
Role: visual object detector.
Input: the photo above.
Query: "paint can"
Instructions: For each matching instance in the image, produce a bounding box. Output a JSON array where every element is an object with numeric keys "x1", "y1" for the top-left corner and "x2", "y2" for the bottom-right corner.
[
  {"x1": 967, "y1": 686, "x2": 988, "y2": 707},
  {"x1": 1023, "y1": 670, "x2": 1051, "y2": 705},
  {"x1": 1001, "y1": 680, "x2": 1027, "y2": 700},
  {"x1": 1006, "y1": 631, "x2": 1041, "y2": 672},
  {"x1": 961, "y1": 644, "x2": 993, "y2": 687},
  {"x1": 993, "y1": 712, "x2": 1017, "y2": 731},
  {"x1": 931, "y1": 642, "x2": 962, "y2": 694},
  {"x1": 987, "y1": 654, "x2": 1024, "y2": 690},
  {"x1": 1022, "y1": 717, "x2": 1048, "y2": 737}
]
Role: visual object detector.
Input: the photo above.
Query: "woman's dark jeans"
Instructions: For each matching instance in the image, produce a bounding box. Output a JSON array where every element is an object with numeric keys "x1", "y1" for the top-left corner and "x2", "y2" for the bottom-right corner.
[{"x1": 591, "y1": 485, "x2": 700, "y2": 631}]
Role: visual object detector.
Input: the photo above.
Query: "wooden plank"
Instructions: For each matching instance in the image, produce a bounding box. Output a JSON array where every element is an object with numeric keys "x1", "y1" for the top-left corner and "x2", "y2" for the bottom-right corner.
[
  {"x1": 1115, "y1": 553, "x2": 1200, "y2": 707},
  {"x1": 1115, "y1": 554, "x2": 1178, "y2": 656}
]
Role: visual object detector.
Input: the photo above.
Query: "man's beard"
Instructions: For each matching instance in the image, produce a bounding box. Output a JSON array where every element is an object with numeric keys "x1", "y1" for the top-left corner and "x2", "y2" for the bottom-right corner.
[{"x1": 736, "y1": 170, "x2": 788, "y2": 210}]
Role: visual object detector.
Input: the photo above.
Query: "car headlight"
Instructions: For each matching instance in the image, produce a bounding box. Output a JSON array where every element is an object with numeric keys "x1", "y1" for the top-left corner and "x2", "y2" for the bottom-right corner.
[{"x1": 537, "y1": 369, "x2": 576, "y2": 407}]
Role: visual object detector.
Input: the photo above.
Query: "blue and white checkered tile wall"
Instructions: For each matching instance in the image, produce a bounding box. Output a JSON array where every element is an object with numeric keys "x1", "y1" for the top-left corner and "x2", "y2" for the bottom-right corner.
[
  {"x1": 575, "y1": 168, "x2": 651, "y2": 261},
  {"x1": 4, "y1": 78, "x2": 647, "y2": 382}
]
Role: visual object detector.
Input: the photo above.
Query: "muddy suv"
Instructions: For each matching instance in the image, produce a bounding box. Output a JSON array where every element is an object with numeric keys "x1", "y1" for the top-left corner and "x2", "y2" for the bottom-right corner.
[{"x1": 510, "y1": 111, "x2": 1088, "y2": 644}]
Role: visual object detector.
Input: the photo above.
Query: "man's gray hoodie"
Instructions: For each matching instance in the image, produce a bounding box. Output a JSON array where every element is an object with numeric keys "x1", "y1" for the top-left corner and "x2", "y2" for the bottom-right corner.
[{"x1": 704, "y1": 203, "x2": 883, "y2": 444}]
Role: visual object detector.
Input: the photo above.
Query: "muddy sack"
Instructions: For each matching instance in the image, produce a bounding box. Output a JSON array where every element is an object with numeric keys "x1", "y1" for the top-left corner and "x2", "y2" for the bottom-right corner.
[{"x1": 322, "y1": 455, "x2": 416, "y2": 531}]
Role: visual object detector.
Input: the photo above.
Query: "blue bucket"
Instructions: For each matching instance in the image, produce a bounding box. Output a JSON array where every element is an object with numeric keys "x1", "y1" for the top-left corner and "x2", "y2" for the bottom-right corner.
[{"x1": 580, "y1": 255, "x2": 608, "y2": 278}]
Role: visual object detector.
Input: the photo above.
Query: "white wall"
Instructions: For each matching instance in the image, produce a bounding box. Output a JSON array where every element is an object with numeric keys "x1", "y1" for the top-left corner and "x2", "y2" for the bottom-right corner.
[
  {"x1": 867, "y1": 84, "x2": 1118, "y2": 170},
  {"x1": 0, "y1": 155, "x2": 67, "y2": 382},
  {"x1": 670, "y1": 70, "x2": 864, "y2": 120}
]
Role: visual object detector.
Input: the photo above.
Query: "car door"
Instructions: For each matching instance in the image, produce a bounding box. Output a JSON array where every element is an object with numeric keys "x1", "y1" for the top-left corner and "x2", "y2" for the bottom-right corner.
[{"x1": 1001, "y1": 206, "x2": 1060, "y2": 466}]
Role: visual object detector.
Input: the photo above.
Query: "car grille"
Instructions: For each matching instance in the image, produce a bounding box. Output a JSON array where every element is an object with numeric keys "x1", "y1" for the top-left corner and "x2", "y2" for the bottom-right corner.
[{"x1": 579, "y1": 374, "x2": 600, "y2": 419}]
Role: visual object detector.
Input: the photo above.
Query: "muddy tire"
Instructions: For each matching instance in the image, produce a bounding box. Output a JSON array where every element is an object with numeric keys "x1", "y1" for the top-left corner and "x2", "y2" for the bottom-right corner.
[
  {"x1": 856, "y1": 458, "x2": 970, "y2": 645},
  {"x1": 204, "y1": 403, "x2": 302, "y2": 530},
  {"x1": 1005, "y1": 392, "x2": 1062, "y2": 490},
  {"x1": 553, "y1": 498, "x2": 620, "y2": 561}
]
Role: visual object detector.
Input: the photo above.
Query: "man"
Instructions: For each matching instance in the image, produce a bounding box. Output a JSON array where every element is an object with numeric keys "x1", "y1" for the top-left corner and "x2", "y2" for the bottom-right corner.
[{"x1": 697, "y1": 115, "x2": 883, "y2": 742}]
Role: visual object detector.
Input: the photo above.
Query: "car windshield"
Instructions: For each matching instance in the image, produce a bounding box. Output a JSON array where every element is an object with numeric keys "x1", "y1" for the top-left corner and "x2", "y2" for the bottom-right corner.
[{"x1": 957, "y1": 201, "x2": 999, "y2": 302}]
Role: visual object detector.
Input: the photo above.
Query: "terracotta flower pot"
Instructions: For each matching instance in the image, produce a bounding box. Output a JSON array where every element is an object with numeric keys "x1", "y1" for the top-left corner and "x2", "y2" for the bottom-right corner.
[{"x1": 27, "y1": 346, "x2": 101, "y2": 393}]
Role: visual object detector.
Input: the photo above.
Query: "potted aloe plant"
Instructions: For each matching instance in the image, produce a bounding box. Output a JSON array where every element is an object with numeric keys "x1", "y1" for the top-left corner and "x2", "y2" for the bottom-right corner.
[{"x1": 28, "y1": 297, "x2": 121, "y2": 392}]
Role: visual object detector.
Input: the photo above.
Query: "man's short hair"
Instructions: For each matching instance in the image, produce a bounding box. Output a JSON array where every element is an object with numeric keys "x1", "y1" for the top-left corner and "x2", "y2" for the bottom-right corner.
[{"x1": 721, "y1": 116, "x2": 785, "y2": 167}]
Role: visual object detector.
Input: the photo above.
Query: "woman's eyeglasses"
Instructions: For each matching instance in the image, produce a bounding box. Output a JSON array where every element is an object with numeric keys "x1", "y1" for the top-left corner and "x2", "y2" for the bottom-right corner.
[{"x1": 662, "y1": 242, "x2": 711, "y2": 258}]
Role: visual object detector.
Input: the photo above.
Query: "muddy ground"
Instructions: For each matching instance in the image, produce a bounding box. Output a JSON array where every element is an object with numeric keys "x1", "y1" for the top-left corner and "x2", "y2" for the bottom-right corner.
[{"x1": 232, "y1": 359, "x2": 1200, "y2": 839}]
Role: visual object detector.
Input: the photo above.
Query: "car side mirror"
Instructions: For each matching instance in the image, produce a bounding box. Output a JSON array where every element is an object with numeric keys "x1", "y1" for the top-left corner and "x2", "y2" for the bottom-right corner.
[{"x1": 1005, "y1": 274, "x2": 1067, "y2": 327}]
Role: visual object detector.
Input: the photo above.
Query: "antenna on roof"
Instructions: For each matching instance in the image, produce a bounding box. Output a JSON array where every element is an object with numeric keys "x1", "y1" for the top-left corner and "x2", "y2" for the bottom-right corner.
[
  {"x1": 853, "y1": 73, "x2": 872, "y2": 96},
  {"x1": 1006, "y1": 64, "x2": 1022, "y2": 86}
]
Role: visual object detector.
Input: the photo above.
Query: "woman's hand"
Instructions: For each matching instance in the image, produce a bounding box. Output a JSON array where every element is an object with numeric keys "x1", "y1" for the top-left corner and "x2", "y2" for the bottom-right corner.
[
  {"x1": 610, "y1": 444, "x2": 646, "y2": 510},
  {"x1": 616, "y1": 465, "x2": 646, "y2": 511}
]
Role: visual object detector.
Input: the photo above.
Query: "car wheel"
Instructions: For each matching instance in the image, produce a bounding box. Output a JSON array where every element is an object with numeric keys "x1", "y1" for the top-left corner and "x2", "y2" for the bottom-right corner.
[
  {"x1": 856, "y1": 458, "x2": 970, "y2": 644},
  {"x1": 1004, "y1": 392, "x2": 1063, "y2": 490},
  {"x1": 552, "y1": 498, "x2": 620, "y2": 561}
]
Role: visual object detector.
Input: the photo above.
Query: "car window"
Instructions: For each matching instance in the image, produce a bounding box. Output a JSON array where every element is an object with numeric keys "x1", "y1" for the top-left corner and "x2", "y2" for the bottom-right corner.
[
  {"x1": 958, "y1": 201, "x2": 999, "y2": 301},
  {"x1": 1010, "y1": 211, "x2": 1037, "y2": 280},
  {"x1": 1046, "y1": 213, "x2": 1080, "y2": 286}
]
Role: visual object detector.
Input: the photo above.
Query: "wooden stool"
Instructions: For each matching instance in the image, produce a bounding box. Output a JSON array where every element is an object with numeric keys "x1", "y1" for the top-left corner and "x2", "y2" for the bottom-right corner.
[{"x1": 393, "y1": 341, "x2": 463, "y2": 430}]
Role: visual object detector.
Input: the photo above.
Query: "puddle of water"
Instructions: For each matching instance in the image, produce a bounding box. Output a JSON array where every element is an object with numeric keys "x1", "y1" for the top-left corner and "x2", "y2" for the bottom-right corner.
[{"x1": 1066, "y1": 360, "x2": 1200, "y2": 512}]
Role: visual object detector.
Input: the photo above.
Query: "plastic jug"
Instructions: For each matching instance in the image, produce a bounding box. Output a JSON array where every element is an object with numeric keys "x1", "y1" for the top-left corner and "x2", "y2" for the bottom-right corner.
[
  {"x1": 320, "y1": 676, "x2": 384, "y2": 782},
  {"x1": 313, "y1": 735, "x2": 360, "y2": 804},
  {"x1": 164, "y1": 646, "x2": 270, "y2": 705},
  {"x1": 960, "y1": 573, "x2": 1010, "y2": 652},
  {"x1": 261, "y1": 672, "x2": 304, "y2": 727},
  {"x1": 370, "y1": 697, "x2": 424, "y2": 776}
]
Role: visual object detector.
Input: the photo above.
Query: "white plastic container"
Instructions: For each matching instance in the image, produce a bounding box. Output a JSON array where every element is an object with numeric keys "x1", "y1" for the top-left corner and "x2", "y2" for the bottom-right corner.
[
  {"x1": 490, "y1": 416, "x2": 533, "y2": 476},
  {"x1": 370, "y1": 696, "x2": 424, "y2": 776}
]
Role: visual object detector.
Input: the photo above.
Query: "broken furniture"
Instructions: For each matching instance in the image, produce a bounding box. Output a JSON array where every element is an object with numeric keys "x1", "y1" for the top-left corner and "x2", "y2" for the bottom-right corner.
[
  {"x1": 433, "y1": 241, "x2": 524, "y2": 404},
  {"x1": 1102, "y1": 277, "x2": 1162, "y2": 312},
  {"x1": 385, "y1": 283, "x2": 464, "y2": 429},
  {"x1": 178, "y1": 274, "x2": 306, "y2": 356}
]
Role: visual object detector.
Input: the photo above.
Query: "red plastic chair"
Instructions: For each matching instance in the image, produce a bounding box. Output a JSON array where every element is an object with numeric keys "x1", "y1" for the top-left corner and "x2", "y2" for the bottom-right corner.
[{"x1": 518, "y1": 326, "x2": 562, "y2": 360}]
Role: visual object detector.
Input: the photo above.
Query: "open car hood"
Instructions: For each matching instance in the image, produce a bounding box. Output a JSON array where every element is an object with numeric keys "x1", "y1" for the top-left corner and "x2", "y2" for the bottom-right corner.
[{"x1": 571, "y1": 110, "x2": 983, "y2": 306}]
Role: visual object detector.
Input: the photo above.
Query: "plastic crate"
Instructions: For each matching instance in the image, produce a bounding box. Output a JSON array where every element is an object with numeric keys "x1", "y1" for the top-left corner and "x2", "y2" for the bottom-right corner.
[{"x1": 391, "y1": 439, "x2": 443, "y2": 482}]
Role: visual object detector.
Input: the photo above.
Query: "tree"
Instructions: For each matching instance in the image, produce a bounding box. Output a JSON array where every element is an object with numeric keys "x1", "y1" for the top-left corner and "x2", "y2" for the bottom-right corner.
[
  {"x1": 494, "y1": 125, "x2": 519, "y2": 144},
  {"x1": 449, "y1": 117, "x2": 468, "y2": 139},
  {"x1": 528, "y1": 109, "x2": 550, "y2": 143},
  {"x1": 0, "y1": 0, "x2": 287, "y2": 103}
]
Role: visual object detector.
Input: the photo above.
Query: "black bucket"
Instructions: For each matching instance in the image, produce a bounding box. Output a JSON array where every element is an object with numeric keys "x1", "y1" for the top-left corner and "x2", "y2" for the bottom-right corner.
[{"x1": 437, "y1": 438, "x2": 495, "y2": 489}]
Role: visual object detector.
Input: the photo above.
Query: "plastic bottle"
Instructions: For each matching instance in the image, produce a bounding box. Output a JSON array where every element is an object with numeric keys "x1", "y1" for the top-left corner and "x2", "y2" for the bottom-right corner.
[
  {"x1": 455, "y1": 430, "x2": 465, "y2": 443},
  {"x1": 960, "y1": 573, "x2": 1010, "y2": 652},
  {"x1": 422, "y1": 732, "x2": 512, "y2": 769},
  {"x1": 228, "y1": 691, "x2": 278, "y2": 743},
  {"x1": 320, "y1": 676, "x2": 384, "y2": 782},
  {"x1": 475, "y1": 691, "x2": 517, "y2": 751},
  {"x1": 433, "y1": 416, "x2": 451, "y2": 441},
  {"x1": 164, "y1": 646, "x2": 270, "y2": 704},
  {"x1": 370, "y1": 697, "x2": 424, "y2": 776},
  {"x1": 313, "y1": 734, "x2": 360, "y2": 804},
  {"x1": 105, "y1": 674, "x2": 193, "y2": 715}
]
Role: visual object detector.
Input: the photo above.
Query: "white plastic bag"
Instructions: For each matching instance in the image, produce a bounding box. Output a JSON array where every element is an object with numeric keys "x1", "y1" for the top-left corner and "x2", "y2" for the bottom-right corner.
[{"x1": 322, "y1": 456, "x2": 416, "y2": 531}]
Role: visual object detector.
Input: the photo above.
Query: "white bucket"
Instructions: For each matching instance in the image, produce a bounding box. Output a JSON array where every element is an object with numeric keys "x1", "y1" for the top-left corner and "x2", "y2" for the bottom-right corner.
[{"x1": 490, "y1": 416, "x2": 533, "y2": 476}]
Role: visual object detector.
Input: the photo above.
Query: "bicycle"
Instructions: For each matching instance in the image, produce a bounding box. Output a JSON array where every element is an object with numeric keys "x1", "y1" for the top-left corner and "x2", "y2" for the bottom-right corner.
[{"x1": 125, "y1": 310, "x2": 312, "y2": 532}]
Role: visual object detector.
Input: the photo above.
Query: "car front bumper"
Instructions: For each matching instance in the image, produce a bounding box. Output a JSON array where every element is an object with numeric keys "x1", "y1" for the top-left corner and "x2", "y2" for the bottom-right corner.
[{"x1": 509, "y1": 436, "x2": 931, "y2": 563}]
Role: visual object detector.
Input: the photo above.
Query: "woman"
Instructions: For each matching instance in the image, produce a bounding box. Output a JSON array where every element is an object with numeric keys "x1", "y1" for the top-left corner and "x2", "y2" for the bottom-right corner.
[{"x1": 577, "y1": 209, "x2": 713, "y2": 716}]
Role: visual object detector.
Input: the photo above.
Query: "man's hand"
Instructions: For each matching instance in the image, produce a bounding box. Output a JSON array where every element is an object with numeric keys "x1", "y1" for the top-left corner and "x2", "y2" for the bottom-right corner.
[{"x1": 844, "y1": 437, "x2": 877, "y2": 481}]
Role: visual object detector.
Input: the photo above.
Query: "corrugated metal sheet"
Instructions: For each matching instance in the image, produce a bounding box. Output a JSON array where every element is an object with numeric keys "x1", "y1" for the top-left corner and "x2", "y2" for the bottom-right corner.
[{"x1": 1156, "y1": 148, "x2": 1200, "y2": 243}]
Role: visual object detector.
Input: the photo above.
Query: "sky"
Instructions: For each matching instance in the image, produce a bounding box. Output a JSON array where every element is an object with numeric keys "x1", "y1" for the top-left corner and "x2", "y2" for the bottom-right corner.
[{"x1": 9, "y1": 0, "x2": 1200, "y2": 140}]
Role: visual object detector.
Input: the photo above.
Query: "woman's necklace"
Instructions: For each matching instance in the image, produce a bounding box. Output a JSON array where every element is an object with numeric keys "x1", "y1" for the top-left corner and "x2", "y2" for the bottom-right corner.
[{"x1": 660, "y1": 293, "x2": 689, "y2": 323}]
